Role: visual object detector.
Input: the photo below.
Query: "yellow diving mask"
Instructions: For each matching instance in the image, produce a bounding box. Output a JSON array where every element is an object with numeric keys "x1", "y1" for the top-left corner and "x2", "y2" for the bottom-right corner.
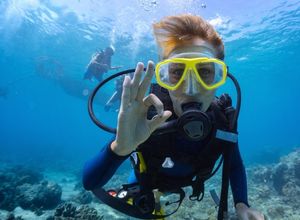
[{"x1": 155, "y1": 56, "x2": 227, "y2": 91}]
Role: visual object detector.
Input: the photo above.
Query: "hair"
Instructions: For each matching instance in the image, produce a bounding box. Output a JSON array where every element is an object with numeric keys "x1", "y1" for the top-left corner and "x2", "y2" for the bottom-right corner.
[{"x1": 152, "y1": 14, "x2": 224, "y2": 59}]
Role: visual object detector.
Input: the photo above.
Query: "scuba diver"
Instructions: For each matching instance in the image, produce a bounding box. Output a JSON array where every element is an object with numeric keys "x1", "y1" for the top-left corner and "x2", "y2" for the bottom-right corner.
[
  {"x1": 104, "y1": 72, "x2": 134, "y2": 112},
  {"x1": 83, "y1": 15, "x2": 265, "y2": 220},
  {"x1": 104, "y1": 75, "x2": 125, "y2": 112},
  {"x1": 84, "y1": 46, "x2": 122, "y2": 82}
]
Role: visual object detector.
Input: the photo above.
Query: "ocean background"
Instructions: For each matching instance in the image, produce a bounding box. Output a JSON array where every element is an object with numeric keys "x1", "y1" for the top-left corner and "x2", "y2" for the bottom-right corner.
[{"x1": 0, "y1": 0, "x2": 300, "y2": 219}]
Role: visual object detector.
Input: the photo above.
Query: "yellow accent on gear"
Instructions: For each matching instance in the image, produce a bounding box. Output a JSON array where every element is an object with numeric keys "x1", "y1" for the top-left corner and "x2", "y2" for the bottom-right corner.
[
  {"x1": 153, "y1": 206, "x2": 165, "y2": 220},
  {"x1": 137, "y1": 151, "x2": 147, "y2": 173},
  {"x1": 126, "y1": 198, "x2": 133, "y2": 205}
]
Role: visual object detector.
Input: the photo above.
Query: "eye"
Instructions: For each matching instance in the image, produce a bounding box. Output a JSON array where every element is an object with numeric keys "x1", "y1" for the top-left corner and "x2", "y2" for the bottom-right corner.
[
  {"x1": 171, "y1": 68, "x2": 184, "y2": 77},
  {"x1": 199, "y1": 68, "x2": 212, "y2": 77},
  {"x1": 197, "y1": 67, "x2": 215, "y2": 84},
  {"x1": 169, "y1": 63, "x2": 185, "y2": 78}
]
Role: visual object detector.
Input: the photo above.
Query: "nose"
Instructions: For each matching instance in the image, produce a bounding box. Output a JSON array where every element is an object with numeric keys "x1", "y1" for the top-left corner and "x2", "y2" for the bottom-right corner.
[{"x1": 184, "y1": 69, "x2": 201, "y2": 95}]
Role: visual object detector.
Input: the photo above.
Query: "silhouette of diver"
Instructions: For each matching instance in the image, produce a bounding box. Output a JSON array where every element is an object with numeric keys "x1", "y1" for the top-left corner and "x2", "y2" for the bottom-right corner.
[
  {"x1": 34, "y1": 55, "x2": 110, "y2": 105},
  {"x1": 35, "y1": 56, "x2": 64, "y2": 80},
  {"x1": 104, "y1": 75, "x2": 124, "y2": 112},
  {"x1": 104, "y1": 72, "x2": 134, "y2": 112},
  {"x1": 84, "y1": 46, "x2": 122, "y2": 82}
]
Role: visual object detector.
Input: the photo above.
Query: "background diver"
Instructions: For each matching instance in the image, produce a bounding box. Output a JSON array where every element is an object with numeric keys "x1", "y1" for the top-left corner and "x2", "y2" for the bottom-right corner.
[
  {"x1": 84, "y1": 46, "x2": 122, "y2": 82},
  {"x1": 83, "y1": 14, "x2": 265, "y2": 220},
  {"x1": 104, "y1": 72, "x2": 134, "y2": 112},
  {"x1": 104, "y1": 75, "x2": 125, "y2": 112}
]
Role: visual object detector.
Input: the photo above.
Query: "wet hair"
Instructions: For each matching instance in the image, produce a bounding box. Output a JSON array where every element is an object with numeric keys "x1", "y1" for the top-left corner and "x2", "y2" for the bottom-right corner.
[{"x1": 152, "y1": 14, "x2": 224, "y2": 60}]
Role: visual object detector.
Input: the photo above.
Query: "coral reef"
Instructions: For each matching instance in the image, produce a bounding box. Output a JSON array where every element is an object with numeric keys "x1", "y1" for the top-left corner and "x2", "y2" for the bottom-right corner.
[
  {"x1": 0, "y1": 166, "x2": 43, "y2": 211},
  {"x1": 46, "y1": 202, "x2": 104, "y2": 220},
  {"x1": 272, "y1": 149, "x2": 300, "y2": 207},
  {"x1": 16, "y1": 180, "x2": 62, "y2": 210},
  {"x1": 0, "y1": 166, "x2": 62, "y2": 213},
  {"x1": 1, "y1": 148, "x2": 300, "y2": 220},
  {"x1": 53, "y1": 202, "x2": 76, "y2": 218},
  {"x1": 72, "y1": 190, "x2": 93, "y2": 205},
  {"x1": 5, "y1": 213, "x2": 24, "y2": 220},
  {"x1": 247, "y1": 148, "x2": 300, "y2": 218}
]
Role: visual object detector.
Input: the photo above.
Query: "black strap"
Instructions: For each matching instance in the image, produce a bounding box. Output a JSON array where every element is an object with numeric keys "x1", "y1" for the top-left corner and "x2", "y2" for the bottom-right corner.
[
  {"x1": 189, "y1": 176, "x2": 205, "y2": 202},
  {"x1": 217, "y1": 146, "x2": 232, "y2": 220},
  {"x1": 217, "y1": 106, "x2": 237, "y2": 219},
  {"x1": 162, "y1": 188, "x2": 186, "y2": 215}
]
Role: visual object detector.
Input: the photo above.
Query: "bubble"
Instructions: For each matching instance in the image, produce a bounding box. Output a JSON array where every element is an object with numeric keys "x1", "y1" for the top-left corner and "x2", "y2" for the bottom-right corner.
[{"x1": 82, "y1": 88, "x2": 89, "y2": 96}]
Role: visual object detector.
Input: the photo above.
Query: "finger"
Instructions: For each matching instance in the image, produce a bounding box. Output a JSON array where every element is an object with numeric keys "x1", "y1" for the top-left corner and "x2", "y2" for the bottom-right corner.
[
  {"x1": 130, "y1": 62, "x2": 144, "y2": 101},
  {"x1": 143, "y1": 93, "x2": 164, "y2": 116},
  {"x1": 120, "y1": 75, "x2": 131, "y2": 112},
  {"x1": 137, "y1": 60, "x2": 155, "y2": 101},
  {"x1": 148, "y1": 110, "x2": 172, "y2": 133}
]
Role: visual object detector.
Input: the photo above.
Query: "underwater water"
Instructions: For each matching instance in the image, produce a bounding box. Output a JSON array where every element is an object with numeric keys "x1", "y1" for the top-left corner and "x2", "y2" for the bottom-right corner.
[{"x1": 0, "y1": 0, "x2": 300, "y2": 219}]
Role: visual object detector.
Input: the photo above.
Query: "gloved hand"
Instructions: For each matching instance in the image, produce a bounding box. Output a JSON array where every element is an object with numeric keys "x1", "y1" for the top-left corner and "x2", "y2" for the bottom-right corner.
[{"x1": 111, "y1": 61, "x2": 172, "y2": 156}]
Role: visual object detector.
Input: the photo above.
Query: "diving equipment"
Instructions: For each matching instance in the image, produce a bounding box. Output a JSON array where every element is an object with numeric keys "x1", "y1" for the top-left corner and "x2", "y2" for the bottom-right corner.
[
  {"x1": 88, "y1": 68, "x2": 239, "y2": 142},
  {"x1": 87, "y1": 67, "x2": 241, "y2": 220},
  {"x1": 155, "y1": 57, "x2": 227, "y2": 91}
]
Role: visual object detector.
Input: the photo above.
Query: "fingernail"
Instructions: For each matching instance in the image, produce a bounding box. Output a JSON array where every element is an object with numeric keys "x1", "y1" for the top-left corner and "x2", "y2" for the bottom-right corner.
[
  {"x1": 148, "y1": 61, "x2": 154, "y2": 68},
  {"x1": 137, "y1": 62, "x2": 143, "y2": 68}
]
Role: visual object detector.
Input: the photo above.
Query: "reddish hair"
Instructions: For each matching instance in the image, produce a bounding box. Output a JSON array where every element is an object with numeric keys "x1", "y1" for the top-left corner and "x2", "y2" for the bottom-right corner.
[{"x1": 153, "y1": 14, "x2": 224, "y2": 59}]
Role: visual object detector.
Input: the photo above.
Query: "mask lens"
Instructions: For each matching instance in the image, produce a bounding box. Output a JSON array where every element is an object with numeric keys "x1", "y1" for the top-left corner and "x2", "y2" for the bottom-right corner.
[
  {"x1": 158, "y1": 62, "x2": 186, "y2": 87},
  {"x1": 196, "y1": 62, "x2": 224, "y2": 86}
]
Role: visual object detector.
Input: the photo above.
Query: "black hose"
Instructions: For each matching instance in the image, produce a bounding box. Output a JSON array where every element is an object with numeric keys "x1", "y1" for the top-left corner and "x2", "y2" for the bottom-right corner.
[
  {"x1": 217, "y1": 72, "x2": 242, "y2": 220},
  {"x1": 88, "y1": 69, "x2": 136, "y2": 133},
  {"x1": 88, "y1": 70, "x2": 242, "y2": 136},
  {"x1": 227, "y1": 73, "x2": 241, "y2": 130}
]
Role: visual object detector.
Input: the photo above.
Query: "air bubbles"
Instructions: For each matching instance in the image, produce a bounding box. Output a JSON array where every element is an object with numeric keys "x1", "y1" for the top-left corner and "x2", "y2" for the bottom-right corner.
[
  {"x1": 82, "y1": 88, "x2": 89, "y2": 96},
  {"x1": 138, "y1": 0, "x2": 158, "y2": 12}
]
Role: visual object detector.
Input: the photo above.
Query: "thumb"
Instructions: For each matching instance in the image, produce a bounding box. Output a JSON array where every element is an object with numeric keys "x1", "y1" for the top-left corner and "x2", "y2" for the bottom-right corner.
[{"x1": 149, "y1": 110, "x2": 172, "y2": 132}]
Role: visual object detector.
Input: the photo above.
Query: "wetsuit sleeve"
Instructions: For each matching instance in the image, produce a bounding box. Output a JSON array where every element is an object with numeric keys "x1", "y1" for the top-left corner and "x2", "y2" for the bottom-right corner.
[
  {"x1": 82, "y1": 140, "x2": 129, "y2": 190},
  {"x1": 229, "y1": 143, "x2": 249, "y2": 207}
]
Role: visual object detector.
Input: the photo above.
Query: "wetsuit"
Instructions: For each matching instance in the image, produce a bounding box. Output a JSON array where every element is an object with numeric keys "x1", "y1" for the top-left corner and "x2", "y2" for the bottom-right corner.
[
  {"x1": 82, "y1": 134, "x2": 249, "y2": 207},
  {"x1": 84, "y1": 52, "x2": 111, "y2": 82}
]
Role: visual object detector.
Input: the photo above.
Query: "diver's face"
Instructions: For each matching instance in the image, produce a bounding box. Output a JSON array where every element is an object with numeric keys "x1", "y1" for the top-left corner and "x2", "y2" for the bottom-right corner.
[{"x1": 167, "y1": 39, "x2": 218, "y2": 116}]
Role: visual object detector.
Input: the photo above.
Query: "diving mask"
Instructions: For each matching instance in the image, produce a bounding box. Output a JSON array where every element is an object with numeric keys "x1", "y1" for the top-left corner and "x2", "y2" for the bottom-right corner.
[{"x1": 155, "y1": 57, "x2": 227, "y2": 91}]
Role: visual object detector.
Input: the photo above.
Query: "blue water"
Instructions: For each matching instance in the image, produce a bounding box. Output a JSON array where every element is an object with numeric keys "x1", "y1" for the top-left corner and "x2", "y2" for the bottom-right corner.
[{"x1": 0, "y1": 0, "x2": 299, "y2": 170}]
